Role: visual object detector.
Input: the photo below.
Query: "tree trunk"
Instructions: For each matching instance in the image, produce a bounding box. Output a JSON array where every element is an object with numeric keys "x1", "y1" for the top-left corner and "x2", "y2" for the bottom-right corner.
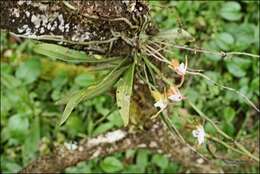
[{"x1": 0, "y1": 0, "x2": 152, "y2": 56}]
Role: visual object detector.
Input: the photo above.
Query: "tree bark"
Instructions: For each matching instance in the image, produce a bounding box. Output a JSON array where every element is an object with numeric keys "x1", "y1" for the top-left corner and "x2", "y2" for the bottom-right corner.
[
  {"x1": 19, "y1": 120, "x2": 222, "y2": 173},
  {"x1": 0, "y1": 0, "x2": 151, "y2": 56}
]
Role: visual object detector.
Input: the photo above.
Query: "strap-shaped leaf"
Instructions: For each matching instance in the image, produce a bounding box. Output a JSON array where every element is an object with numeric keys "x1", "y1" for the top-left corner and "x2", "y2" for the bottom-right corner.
[
  {"x1": 33, "y1": 43, "x2": 120, "y2": 63},
  {"x1": 59, "y1": 63, "x2": 129, "y2": 126},
  {"x1": 155, "y1": 28, "x2": 194, "y2": 43},
  {"x1": 116, "y1": 63, "x2": 135, "y2": 126}
]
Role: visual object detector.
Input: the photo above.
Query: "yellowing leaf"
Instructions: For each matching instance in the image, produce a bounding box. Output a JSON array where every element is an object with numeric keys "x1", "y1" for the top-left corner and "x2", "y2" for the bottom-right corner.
[
  {"x1": 116, "y1": 63, "x2": 135, "y2": 127},
  {"x1": 151, "y1": 90, "x2": 162, "y2": 101}
]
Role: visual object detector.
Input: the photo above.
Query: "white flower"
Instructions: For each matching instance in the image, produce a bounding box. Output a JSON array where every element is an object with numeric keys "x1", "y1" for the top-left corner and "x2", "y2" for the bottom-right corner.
[
  {"x1": 168, "y1": 93, "x2": 183, "y2": 102},
  {"x1": 167, "y1": 86, "x2": 184, "y2": 102},
  {"x1": 192, "y1": 125, "x2": 206, "y2": 145},
  {"x1": 154, "y1": 99, "x2": 167, "y2": 110},
  {"x1": 176, "y1": 63, "x2": 186, "y2": 76}
]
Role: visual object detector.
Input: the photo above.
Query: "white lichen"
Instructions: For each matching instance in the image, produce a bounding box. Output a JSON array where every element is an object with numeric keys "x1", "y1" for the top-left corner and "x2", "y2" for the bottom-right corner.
[
  {"x1": 87, "y1": 130, "x2": 126, "y2": 147},
  {"x1": 13, "y1": 8, "x2": 20, "y2": 18},
  {"x1": 17, "y1": 0, "x2": 25, "y2": 6},
  {"x1": 25, "y1": 11, "x2": 30, "y2": 18},
  {"x1": 17, "y1": 25, "x2": 28, "y2": 33},
  {"x1": 31, "y1": 14, "x2": 41, "y2": 28},
  {"x1": 58, "y1": 14, "x2": 65, "y2": 32},
  {"x1": 39, "y1": 27, "x2": 45, "y2": 34},
  {"x1": 64, "y1": 142, "x2": 78, "y2": 151},
  {"x1": 50, "y1": 21, "x2": 57, "y2": 31}
]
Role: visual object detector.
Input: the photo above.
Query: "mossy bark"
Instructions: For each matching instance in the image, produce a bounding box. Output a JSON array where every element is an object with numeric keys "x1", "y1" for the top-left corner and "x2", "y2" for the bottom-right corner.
[{"x1": 0, "y1": 0, "x2": 152, "y2": 56}]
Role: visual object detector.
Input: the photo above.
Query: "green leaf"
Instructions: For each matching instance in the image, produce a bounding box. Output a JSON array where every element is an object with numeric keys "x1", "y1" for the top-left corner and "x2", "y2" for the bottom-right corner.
[
  {"x1": 215, "y1": 32, "x2": 234, "y2": 51},
  {"x1": 100, "y1": 157, "x2": 124, "y2": 172},
  {"x1": 65, "y1": 115, "x2": 85, "y2": 136},
  {"x1": 8, "y1": 114, "x2": 29, "y2": 141},
  {"x1": 219, "y1": 2, "x2": 242, "y2": 21},
  {"x1": 22, "y1": 116, "x2": 40, "y2": 165},
  {"x1": 51, "y1": 71, "x2": 68, "y2": 89},
  {"x1": 33, "y1": 43, "x2": 120, "y2": 63},
  {"x1": 222, "y1": 122, "x2": 235, "y2": 136},
  {"x1": 204, "y1": 122, "x2": 217, "y2": 134},
  {"x1": 226, "y1": 62, "x2": 246, "y2": 77},
  {"x1": 223, "y1": 108, "x2": 236, "y2": 123},
  {"x1": 1, "y1": 73, "x2": 22, "y2": 89},
  {"x1": 203, "y1": 41, "x2": 222, "y2": 61},
  {"x1": 15, "y1": 58, "x2": 41, "y2": 84},
  {"x1": 234, "y1": 24, "x2": 255, "y2": 51},
  {"x1": 107, "y1": 111, "x2": 123, "y2": 128},
  {"x1": 93, "y1": 122, "x2": 114, "y2": 136},
  {"x1": 136, "y1": 149, "x2": 149, "y2": 172},
  {"x1": 116, "y1": 63, "x2": 135, "y2": 126},
  {"x1": 1, "y1": 158, "x2": 22, "y2": 173},
  {"x1": 74, "y1": 73, "x2": 95, "y2": 87},
  {"x1": 225, "y1": 57, "x2": 251, "y2": 77},
  {"x1": 152, "y1": 154, "x2": 169, "y2": 169},
  {"x1": 156, "y1": 28, "x2": 194, "y2": 43},
  {"x1": 59, "y1": 62, "x2": 128, "y2": 126}
]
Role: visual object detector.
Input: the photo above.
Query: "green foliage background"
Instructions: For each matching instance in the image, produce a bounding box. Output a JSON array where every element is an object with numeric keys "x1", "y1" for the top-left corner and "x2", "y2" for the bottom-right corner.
[{"x1": 1, "y1": 1, "x2": 259, "y2": 173}]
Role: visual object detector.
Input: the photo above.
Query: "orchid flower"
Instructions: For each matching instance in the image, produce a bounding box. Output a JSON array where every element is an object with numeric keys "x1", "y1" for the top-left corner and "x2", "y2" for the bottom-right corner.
[
  {"x1": 171, "y1": 56, "x2": 188, "y2": 76},
  {"x1": 192, "y1": 125, "x2": 206, "y2": 145},
  {"x1": 152, "y1": 90, "x2": 168, "y2": 110},
  {"x1": 167, "y1": 86, "x2": 185, "y2": 102}
]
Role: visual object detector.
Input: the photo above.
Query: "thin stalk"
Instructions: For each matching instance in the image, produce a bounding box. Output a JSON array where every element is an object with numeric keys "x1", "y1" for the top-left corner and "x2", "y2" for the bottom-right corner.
[
  {"x1": 142, "y1": 56, "x2": 173, "y2": 86},
  {"x1": 189, "y1": 101, "x2": 233, "y2": 141},
  {"x1": 150, "y1": 40, "x2": 260, "y2": 59},
  {"x1": 145, "y1": 44, "x2": 172, "y2": 64},
  {"x1": 160, "y1": 112, "x2": 208, "y2": 161},
  {"x1": 190, "y1": 101, "x2": 259, "y2": 162},
  {"x1": 187, "y1": 71, "x2": 260, "y2": 113},
  {"x1": 207, "y1": 135, "x2": 259, "y2": 162}
]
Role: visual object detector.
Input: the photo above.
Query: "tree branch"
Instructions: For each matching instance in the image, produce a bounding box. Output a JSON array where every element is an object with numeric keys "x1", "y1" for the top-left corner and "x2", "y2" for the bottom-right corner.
[
  {"x1": 19, "y1": 120, "x2": 222, "y2": 173},
  {"x1": 0, "y1": 0, "x2": 151, "y2": 56}
]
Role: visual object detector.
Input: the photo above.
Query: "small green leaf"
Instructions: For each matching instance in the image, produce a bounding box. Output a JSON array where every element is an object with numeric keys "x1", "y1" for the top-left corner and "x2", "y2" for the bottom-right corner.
[
  {"x1": 203, "y1": 41, "x2": 222, "y2": 61},
  {"x1": 22, "y1": 116, "x2": 40, "y2": 165},
  {"x1": 136, "y1": 149, "x2": 149, "y2": 172},
  {"x1": 100, "y1": 157, "x2": 124, "y2": 172},
  {"x1": 51, "y1": 71, "x2": 68, "y2": 89},
  {"x1": 156, "y1": 28, "x2": 194, "y2": 43},
  {"x1": 215, "y1": 32, "x2": 234, "y2": 51},
  {"x1": 59, "y1": 62, "x2": 128, "y2": 126},
  {"x1": 33, "y1": 43, "x2": 120, "y2": 63},
  {"x1": 223, "y1": 108, "x2": 236, "y2": 123},
  {"x1": 152, "y1": 154, "x2": 169, "y2": 169},
  {"x1": 219, "y1": 2, "x2": 242, "y2": 21},
  {"x1": 225, "y1": 57, "x2": 251, "y2": 78},
  {"x1": 204, "y1": 122, "x2": 217, "y2": 134},
  {"x1": 116, "y1": 63, "x2": 135, "y2": 126},
  {"x1": 1, "y1": 73, "x2": 22, "y2": 89},
  {"x1": 222, "y1": 122, "x2": 235, "y2": 136},
  {"x1": 107, "y1": 111, "x2": 123, "y2": 127},
  {"x1": 15, "y1": 59, "x2": 41, "y2": 84},
  {"x1": 8, "y1": 114, "x2": 29, "y2": 141},
  {"x1": 74, "y1": 73, "x2": 95, "y2": 87},
  {"x1": 93, "y1": 122, "x2": 114, "y2": 136},
  {"x1": 65, "y1": 115, "x2": 85, "y2": 136},
  {"x1": 226, "y1": 62, "x2": 246, "y2": 77}
]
